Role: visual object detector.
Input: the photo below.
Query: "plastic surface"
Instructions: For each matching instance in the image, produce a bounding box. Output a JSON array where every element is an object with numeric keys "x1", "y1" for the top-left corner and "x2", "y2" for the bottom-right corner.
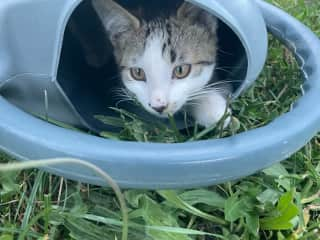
[
  {"x1": 0, "y1": 0, "x2": 267, "y2": 131},
  {"x1": 0, "y1": 1, "x2": 319, "y2": 189}
]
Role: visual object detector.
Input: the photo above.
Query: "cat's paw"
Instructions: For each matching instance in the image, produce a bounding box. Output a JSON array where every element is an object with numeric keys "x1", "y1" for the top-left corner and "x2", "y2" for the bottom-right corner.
[
  {"x1": 191, "y1": 92, "x2": 231, "y2": 128},
  {"x1": 195, "y1": 107, "x2": 232, "y2": 128}
]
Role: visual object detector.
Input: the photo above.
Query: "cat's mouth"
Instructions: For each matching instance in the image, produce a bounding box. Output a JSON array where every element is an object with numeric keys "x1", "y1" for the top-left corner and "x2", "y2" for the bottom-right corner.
[
  {"x1": 147, "y1": 108, "x2": 171, "y2": 118},
  {"x1": 154, "y1": 112, "x2": 170, "y2": 118},
  {"x1": 147, "y1": 103, "x2": 182, "y2": 118}
]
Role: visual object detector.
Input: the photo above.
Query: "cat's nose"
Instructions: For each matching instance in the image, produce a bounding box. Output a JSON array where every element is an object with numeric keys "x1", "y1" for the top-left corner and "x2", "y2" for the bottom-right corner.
[
  {"x1": 149, "y1": 92, "x2": 168, "y2": 113},
  {"x1": 149, "y1": 104, "x2": 167, "y2": 113}
]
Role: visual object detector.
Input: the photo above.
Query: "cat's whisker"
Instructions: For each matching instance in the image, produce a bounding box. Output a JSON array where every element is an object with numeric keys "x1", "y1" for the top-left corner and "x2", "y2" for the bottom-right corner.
[
  {"x1": 113, "y1": 92, "x2": 130, "y2": 98},
  {"x1": 112, "y1": 87, "x2": 129, "y2": 95},
  {"x1": 113, "y1": 94, "x2": 131, "y2": 101},
  {"x1": 188, "y1": 95, "x2": 216, "y2": 101},
  {"x1": 188, "y1": 80, "x2": 242, "y2": 98},
  {"x1": 188, "y1": 91, "x2": 219, "y2": 99},
  {"x1": 217, "y1": 49, "x2": 234, "y2": 56},
  {"x1": 196, "y1": 85, "x2": 228, "y2": 91},
  {"x1": 111, "y1": 88, "x2": 136, "y2": 104},
  {"x1": 188, "y1": 93, "x2": 216, "y2": 100},
  {"x1": 115, "y1": 99, "x2": 131, "y2": 108},
  {"x1": 111, "y1": 87, "x2": 125, "y2": 93},
  {"x1": 218, "y1": 65, "x2": 249, "y2": 69},
  {"x1": 114, "y1": 95, "x2": 130, "y2": 101},
  {"x1": 112, "y1": 87, "x2": 124, "y2": 91},
  {"x1": 187, "y1": 97, "x2": 206, "y2": 102},
  {"x1": 200, "y1": 89, "x2": 227, "y2": 94},
  {"x1": 112, "y1": 89, "x2": 126, "y2": 95},
  {"x1": 188, "y1": 89, "x2": 231, "y2": 101},
  {"x1": 115, "y1": 94, "x2": 137, "y2": 107},
  {"x1": 189, "y1": 88, "x2": 227, "y2": 97},
  {"x1": 112, "y1": 93, "x2": 129, "y2": 100},
  {"x1": 204, "y1": 79, "x2": 243, "y2": 87},
  {"x1": 215, "y1": 67, "x2": 234, "y2": 74},
  {"x1": 186, "y1": 101, "x2": 202, "y2": 106}
]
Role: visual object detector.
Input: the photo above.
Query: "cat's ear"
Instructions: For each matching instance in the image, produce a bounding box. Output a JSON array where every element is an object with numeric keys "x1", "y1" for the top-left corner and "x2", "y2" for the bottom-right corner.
[
  {"x1": 92, "y1": 0, "x2": 140, "y2": 45},
  {"x1": 177, "y1": 2, "x2": 218, "y2": 33}
]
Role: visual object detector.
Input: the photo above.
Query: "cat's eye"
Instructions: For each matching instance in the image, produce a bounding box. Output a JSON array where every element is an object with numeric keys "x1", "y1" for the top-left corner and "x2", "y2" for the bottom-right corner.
[
  {"x1": 173, "y1": 64, "x2": 192, "y2": 79},
  {"x1": 130, "y1": 68, "x2": 146, "y2": 81}
]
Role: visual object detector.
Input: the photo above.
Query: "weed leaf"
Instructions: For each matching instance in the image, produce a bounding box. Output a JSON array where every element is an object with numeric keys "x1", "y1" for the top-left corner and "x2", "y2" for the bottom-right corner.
[
  {"x1": 224, "y1": 195, "x2": 247, "y2": 222},
  {"x1": 260, "y1": 191, "x2": 299, "y2": 230}
]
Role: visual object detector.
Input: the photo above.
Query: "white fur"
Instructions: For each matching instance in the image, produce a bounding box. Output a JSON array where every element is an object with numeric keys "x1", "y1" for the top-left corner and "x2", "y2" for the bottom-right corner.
[
  {"x1": 122, "y1": 36, "x2": 230, "y2": 127},
  {"x1": 191, "y1": 91, "x2": 231, "y2": 128}
]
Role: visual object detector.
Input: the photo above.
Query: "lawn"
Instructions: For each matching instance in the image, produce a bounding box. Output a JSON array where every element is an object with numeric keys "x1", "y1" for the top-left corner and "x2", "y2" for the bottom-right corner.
[{"x1": 1, "y1": 0, "x2": 320, "y2": 239}]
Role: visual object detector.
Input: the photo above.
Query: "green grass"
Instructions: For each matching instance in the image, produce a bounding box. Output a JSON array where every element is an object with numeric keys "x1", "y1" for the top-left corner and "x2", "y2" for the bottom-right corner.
[{"x1": 1, "y1": 0, "x2": 320, "y2": 239}]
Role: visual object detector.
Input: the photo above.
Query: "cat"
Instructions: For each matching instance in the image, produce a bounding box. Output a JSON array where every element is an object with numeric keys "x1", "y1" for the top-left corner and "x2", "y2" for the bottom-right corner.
[{"x1": 92, "y1": 0, "x2": 232, "y2": 127}]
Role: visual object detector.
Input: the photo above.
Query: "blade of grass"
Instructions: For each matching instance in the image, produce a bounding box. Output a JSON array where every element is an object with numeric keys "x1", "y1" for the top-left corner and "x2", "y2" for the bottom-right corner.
[
  {"x1": 0, "y1": 227, "x2": 41, "y2": 238},
  {"x1": 21, "y1": 171, "x2": 44, "y2": 229},
  {"x1": 44, "y1": 194, "x2": 51, "y2": 235},
  {"x1": 158, "y1": 190, "x2": 227, "y2": 225},
  {"x1": 81, "y1": 214, "x2": 228, "y2": 239}
]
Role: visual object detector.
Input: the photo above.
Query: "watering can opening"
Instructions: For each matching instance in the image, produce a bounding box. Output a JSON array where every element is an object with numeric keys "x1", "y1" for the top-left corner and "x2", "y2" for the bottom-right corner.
[{"x1": 55, "y1": 0, "x2": 248, "y2": 132}]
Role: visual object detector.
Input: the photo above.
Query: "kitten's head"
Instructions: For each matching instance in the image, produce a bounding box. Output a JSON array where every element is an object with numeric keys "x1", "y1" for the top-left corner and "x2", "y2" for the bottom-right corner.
[{"x1": 93, "y1": 0, "x2": 218, "y2": 117}]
